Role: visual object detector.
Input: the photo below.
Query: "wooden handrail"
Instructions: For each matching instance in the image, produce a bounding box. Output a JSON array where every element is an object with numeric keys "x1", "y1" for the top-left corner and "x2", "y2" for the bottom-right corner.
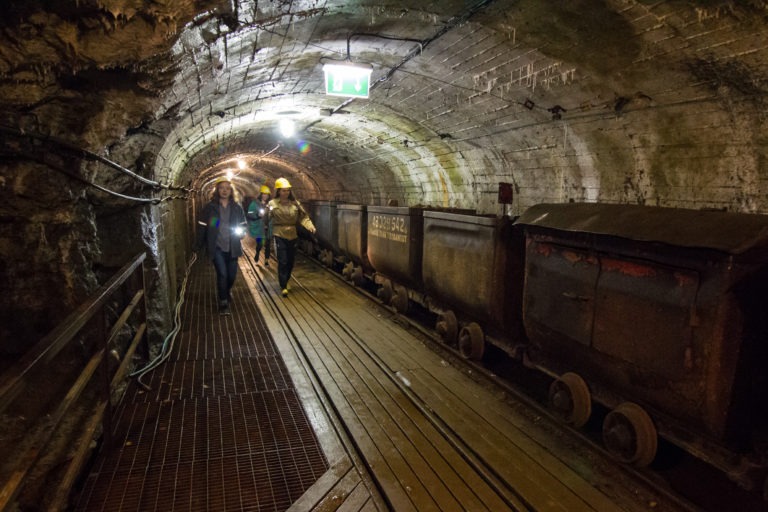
[
  {"x1": 0, "y1": 348, "x2": 105, "y2": 507},
  {"x1": 0, "y1": 252, "x2": 146, "y2": 413},
  {"x1": 48, "y1": 400, "x2": 107, "y2": 512},
  {"x1": 46, "y1": 321, "x2": 147, "y2": 512},
  {"x1": 0, "y1": 252, "x2": 148, "y2": 512}
]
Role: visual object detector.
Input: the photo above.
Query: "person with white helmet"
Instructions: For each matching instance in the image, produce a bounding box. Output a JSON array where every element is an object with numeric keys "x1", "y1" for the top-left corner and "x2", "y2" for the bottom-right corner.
[
  {"x1": 196, "y1": 176, "x2": 247, "y2": 315},
  {"x1": 267, "y1": 177, "x2": 316, "y2": 296},
  {"x1": 245, "y1": 184, "x2": 273, "y2": 266}
]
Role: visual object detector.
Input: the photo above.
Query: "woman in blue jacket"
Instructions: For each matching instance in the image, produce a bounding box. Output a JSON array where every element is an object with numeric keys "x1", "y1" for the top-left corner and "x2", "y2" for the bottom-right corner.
[{"x1": 246, "y1": 185, "x2": 273, "y2": 266}]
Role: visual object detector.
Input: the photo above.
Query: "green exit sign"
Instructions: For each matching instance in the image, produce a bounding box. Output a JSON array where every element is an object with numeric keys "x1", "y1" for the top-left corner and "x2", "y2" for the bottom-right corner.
[{"x1": 323, "y1": 62, "x2": 373, "y2": 99}]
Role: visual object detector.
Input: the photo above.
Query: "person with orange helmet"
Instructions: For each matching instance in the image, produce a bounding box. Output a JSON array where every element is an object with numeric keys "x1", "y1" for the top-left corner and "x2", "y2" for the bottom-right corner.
[
  {"x1": 245, "y1": 184, "x2": 273, "y2": 266},
  {"x1": 196, "y1": 176, "x2": 247, "y2": 315},
  {"x1": 267, "y1": 177, "x2": 315, "y2": 297}
]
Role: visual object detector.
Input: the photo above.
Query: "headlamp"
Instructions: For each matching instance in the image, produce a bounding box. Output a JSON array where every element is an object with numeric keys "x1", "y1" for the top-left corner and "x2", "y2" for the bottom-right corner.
[
  {"x1": 233, "y1": 226, "x2": 245, "y2": 237},
  {"x1": 259, "y1": 208, "x2": 265, "y2": 216}
]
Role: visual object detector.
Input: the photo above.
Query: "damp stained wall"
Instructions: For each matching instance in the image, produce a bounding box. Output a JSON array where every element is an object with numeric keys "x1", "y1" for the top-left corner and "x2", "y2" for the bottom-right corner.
[{"x1": 0, "y1": 0, "x2": 766, "y2": 353}]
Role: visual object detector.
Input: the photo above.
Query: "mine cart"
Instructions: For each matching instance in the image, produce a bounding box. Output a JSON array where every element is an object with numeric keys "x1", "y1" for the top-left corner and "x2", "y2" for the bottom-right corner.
[
  {"x1": 422, "y1": 211, "x2": 524, "y2": 359},
  {"x1": 337, "y1": 204, "x2": 371, "y2": 286},
  {"x1": 516, "y1": 202, "x2": 768, "y2": 489},
  {"x1": 308, "y1": 200, "x2": 338, "y2": 266},
  {"x1": 366, "y1": 206, "x2": 424, "y2": 312}
]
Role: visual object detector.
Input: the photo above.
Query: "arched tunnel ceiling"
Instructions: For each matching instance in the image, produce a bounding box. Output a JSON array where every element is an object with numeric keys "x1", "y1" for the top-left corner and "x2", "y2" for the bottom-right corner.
[
  {"x1": 2, "y1": 0, "x2": 768, "y2": 212},
  {"x1": 159, "y1": 0, "x2": 507, "y2": 203}
]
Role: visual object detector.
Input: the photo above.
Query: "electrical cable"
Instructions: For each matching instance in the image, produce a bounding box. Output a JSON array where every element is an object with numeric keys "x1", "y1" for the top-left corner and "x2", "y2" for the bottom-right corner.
[
  {"x1": 0, "y1": 150, "x2": 187, "y2": 204},
  {"x1": 129, "y1": 251, "x2": 197, "y2": 390},
  {"x1": 0, "y1": 125, "x2": 190, "y2": 192},
  {"x1": 3, "y1": 134, "x2": 195, "y2": 388},
  {"x1": 345, "y1": 32, "x2": 423, "y2": 63},
  {"x1": 305, "y1": 0, "x2": 497, "y2": 126},
  {"x1": 224, "y1": 143, "x2": 282, "y2": 181}
]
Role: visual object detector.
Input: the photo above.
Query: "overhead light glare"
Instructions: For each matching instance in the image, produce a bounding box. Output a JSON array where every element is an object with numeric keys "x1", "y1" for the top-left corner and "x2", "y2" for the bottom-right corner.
[{"x1": 279, "y1": 118, "x2": 295, "y2": 137}]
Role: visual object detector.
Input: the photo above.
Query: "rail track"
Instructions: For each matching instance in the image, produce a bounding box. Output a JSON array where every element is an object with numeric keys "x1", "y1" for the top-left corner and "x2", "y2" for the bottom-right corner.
[{"x1": 244, "y1": 245, "x2": 742, "y2": 512}]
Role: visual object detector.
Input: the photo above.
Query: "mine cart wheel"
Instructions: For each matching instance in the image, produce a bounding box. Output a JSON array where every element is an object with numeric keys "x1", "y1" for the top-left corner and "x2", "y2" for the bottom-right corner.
[
  {"x1": 458, "y1": 322, "x2": 485, "y2": 360},
  {"x1": 342, "y1": 261, "x2": 354, "y2": 280},
  {"x1": 435, "y1": 310, "x2": 458, "y2": 345},
  {"x1": 377, "y1": 280, "x2": 393, "y2": 304},
  {"x1": 602, "y1": 402, "x2": 658, "y2": 467},
  {"x1": 351, "y1": 266, "x2": 365, "y2": 287},
  {"x1": 391, "y1": 284, "x2": 409, "y2": 313},
  {"x1": 548, "y1": 372, "x2": 592, "y2": 428},
  {"x1": 323, "y1": 249, "x2": 334, "y2": 267}
]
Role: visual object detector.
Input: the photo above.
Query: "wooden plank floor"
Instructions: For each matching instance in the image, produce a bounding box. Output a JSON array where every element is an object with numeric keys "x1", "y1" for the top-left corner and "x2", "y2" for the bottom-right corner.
[{"x1": 241, "y1": 248, "x2": 694, "y2": 512}]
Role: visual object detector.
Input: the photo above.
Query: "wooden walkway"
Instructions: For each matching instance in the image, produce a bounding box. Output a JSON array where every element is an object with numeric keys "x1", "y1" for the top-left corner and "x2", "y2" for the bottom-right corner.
[
  {"x1": 73, "y1": 245, "x2": 694, "y2": 511},
  {"x1": 243, "y1": 248, "x2": 692, "y2": 512}
]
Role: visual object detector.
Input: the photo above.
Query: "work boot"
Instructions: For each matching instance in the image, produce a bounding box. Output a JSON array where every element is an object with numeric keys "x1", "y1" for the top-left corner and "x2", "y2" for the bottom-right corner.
[
  {"x1": 219, "y1": 300, "x2": 231, "y2": 315},
  {"x1": 281, "y1": 288, "x2": 288, "y2": 297}
]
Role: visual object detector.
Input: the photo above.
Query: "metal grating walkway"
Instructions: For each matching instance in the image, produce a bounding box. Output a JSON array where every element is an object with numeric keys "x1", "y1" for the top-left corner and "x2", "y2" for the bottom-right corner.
[{"x1": 75, "y1": 258, "x2": 329, "y2": 511}]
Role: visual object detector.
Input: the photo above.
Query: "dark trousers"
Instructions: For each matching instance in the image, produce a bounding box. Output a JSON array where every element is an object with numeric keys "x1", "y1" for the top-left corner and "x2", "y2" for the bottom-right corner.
[
  {"x1": 255, "y1": 236, "x2": 271, "y2": 260},
  {"x1": 212, "y1": 248, "x2": 238, "y2": 303},
  {"x1": 274, "y1": 236, "x2": 297, "y2": 289}
]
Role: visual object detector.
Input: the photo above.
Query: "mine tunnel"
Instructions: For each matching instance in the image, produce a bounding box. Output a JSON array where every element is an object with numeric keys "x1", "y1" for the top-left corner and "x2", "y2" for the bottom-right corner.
[{"x1": 2, "y1": 1, "x2": 768, "y2": 511}]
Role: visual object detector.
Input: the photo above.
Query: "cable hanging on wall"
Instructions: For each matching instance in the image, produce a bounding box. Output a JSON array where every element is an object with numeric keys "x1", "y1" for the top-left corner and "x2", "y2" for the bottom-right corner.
[
  {"x1": 0, "y1": 125, "x2": 190, "y2": 193},
  {"x1": 0, "y1": 150, "x2": 187, "y2": 204}
]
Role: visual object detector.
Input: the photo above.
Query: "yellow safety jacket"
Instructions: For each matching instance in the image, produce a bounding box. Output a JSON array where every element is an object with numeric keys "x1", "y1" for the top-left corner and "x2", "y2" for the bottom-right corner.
[{"x1": 267, "y1": 198, "x2": 315, "y2": 240}]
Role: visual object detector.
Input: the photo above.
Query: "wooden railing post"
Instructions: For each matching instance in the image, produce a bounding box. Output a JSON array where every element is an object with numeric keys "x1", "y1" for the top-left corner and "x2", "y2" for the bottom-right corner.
[
  {"x1": 99, "y1": 308, "x2": 113, "y2": 449},
  {"x1": 140, "y1": 254, "x2": 150, "y2": 358}
]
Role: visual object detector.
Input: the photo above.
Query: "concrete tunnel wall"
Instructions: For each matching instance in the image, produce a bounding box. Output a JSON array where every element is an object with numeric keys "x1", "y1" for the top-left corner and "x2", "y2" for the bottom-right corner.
[{"x1": 0, "y1": 0, "x2": 767, "y2": 356}]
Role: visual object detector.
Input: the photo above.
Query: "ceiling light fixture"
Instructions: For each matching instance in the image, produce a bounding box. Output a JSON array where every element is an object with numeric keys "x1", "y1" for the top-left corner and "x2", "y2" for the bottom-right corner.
[{"x1": 279, "y1": 118, "x2": 295, "y2": 138}]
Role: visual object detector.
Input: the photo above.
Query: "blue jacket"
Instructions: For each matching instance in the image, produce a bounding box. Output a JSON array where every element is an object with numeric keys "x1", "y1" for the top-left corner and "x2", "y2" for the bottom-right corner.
[{"x1": 246, "y1": 199, "x2": 272, "y2": 239}]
